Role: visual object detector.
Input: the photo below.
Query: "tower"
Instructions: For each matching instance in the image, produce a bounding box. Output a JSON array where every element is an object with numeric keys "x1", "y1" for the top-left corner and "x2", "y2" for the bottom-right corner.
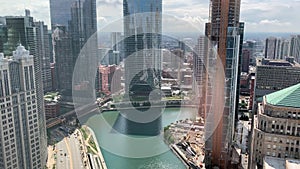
[
  {"x1": 0, "y1": 45, "x2": 44, "y2": 169},
  {"x1": 113, "y1": 0, "x2": 162, "y2": 136},
  {"x1": 0, "y1": 13, "x2": 48, "y2": 167},
  {"x1": 204, "y1": 0, "x2": 242, "y2": 168},
  {"x1": 50, "y1": 0, "x2": 97, "y2": 100}
]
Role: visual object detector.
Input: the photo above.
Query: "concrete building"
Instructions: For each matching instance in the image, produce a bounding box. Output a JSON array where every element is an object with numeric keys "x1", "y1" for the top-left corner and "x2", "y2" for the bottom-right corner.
[
  {"x1": 265, "y1": 37, "x2": 290, "y2": 60},
  {"x1": 289, "y1": 35, "x2": 300, "y2": 63},
  {"x1": 203, "y1": 0, "x2": 243, "y2": 168},
  {"x1": 0, "y1": 12, "x2": 48, "y2": 166},
  {"x1": 98, "y1": 65, "x2": 122, "y2": 95},
  {"x1": 263, "y1": 156, "x2": 300, "y2": 169},
  {"x1": 242, "y1": 49, "x2": 250, "y2": 73},
  {"x1": 253, "y1": 57, "x2": 300, "y2": 112},
  {"x1": 44, "y1": 92, "x2": 60, "y2": 119},
  {"x1": 265, "y1": 37, "x2": 278, "y2": 59},
  {"x1": 34, "y1": 21, "x2": 52, "y2": 92},
  {"x1": 250, "y1": 83, "x2": 300, "y2": 169},
  {"x1": 0, "y1": 45, "x2": 45, "y2": 169}
]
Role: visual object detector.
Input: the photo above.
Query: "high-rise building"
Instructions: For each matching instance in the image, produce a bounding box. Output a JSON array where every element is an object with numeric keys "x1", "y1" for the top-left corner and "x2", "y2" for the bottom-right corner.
[
  {"x1": 50, "y1": 0, "x2": 97, "y2": 100},
  {"x1": 265, "y1": 37, "x2": 278, "y2": 59},
  {"x1": 0, "y1": 45, "x2": 44, "y2": 169},
  {"x1": 49, "y1": 0, "x2": 76, "y2": 29},
  {"x1": 113, "y1": 0, "x2": 162, "y2": 136},
  {"x1": 265, "y1": 37, "x2": 289, "y2": 60},
  {"x1": 249, "y1": 83, "x2": 300, "y2": 168},
  {"x1": 289, "y1": 35, "x2": 300, "y2": 62},
  {"x1": 52, "y1": 26, "x2": 73, "y2": 94},
  {"x1": 242, "y1": 49, "x2": 250, "y2": 73},
  {"x1": 34, "y1": 21, "x2": 52, "y2": 92},
  {"x1": 123, "y1": 0, "x2": 162, "y2": 96},
  {"x1": 0, "y1": 13, "x2": 48, "y2": 166},
  {"x1": 193, "y1": 36, "x2": 208, "y2": 118},
  {"x1": 203, "y1": 0, "x2": 242, "y2": 168},
  {"x1": 252, "y1": 57, "x2": 300, "y2": 113}
]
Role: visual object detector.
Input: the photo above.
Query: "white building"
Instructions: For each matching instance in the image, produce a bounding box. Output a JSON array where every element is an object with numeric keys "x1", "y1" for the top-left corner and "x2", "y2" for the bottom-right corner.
[{"x1": 0, "y1": 45, "x2": 44, "y2": 169}]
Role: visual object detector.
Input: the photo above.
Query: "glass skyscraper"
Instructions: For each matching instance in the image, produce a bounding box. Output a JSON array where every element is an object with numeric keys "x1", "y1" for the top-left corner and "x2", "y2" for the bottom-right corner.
[
  {"x1": 50, "y1": 0, "x2": 97, "y2": 100},
  {"x1": 113, "y1": 0, "x2": 162, "y2": 136},
  {"x1": 204, "y1": 0, "x2": 243, "y2": 168}
]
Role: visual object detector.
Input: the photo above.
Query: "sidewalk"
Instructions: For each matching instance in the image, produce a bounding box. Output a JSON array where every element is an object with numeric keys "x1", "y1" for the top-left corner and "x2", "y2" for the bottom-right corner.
[{"x1": 47, "y1": 145, "x2": 56, "y2": 169}]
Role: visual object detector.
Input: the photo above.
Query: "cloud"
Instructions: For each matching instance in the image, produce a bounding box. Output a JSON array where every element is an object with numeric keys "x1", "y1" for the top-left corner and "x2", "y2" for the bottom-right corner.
[
  {"x1": 97, "y1": 0, "x2": 122, "y2": 6},
  {"x1": 0, "y1": 0, "x2": 300, "y2": 33},
  {"x1": 259, "y1": 19, "x2": 291, "y2": 26}
]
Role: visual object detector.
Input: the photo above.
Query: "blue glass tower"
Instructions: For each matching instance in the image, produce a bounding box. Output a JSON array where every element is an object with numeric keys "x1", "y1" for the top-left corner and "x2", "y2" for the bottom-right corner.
[{"x1": 113, "y1": 0, "x2": 162, "y2": 136}]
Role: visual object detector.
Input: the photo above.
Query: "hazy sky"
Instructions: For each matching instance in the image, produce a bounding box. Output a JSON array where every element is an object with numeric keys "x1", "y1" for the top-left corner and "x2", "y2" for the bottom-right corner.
[{"x1": 1, "y1": 0, "x2": 300, "y2": 33}]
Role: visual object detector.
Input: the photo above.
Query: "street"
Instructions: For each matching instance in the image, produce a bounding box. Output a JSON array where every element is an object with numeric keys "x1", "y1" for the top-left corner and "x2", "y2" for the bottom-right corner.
[{"x1": 55, "y1": 129, "x2": 85, "y2": 169}]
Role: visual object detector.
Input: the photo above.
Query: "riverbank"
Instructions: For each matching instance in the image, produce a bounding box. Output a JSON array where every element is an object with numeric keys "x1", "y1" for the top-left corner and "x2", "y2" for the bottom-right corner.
[
  {"x1": 170, "y1": 144, "x2": 190, "y2": 169},
  {"x1": 85, "y1": 125, "x2": 108, "y2": 169},
  {"x1": 164, "y1": 119, "x2": 206, "y2": 169}
]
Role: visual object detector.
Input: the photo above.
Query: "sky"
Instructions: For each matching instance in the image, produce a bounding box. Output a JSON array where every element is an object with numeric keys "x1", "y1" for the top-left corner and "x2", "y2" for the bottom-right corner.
[{"x1": 0, "y1": 0, "x2": 300, "y2": 33}]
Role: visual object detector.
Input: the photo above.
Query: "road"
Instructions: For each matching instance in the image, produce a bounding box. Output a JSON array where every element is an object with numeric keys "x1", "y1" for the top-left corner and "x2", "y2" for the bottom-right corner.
[
  {"x1": 67, "y1": 132, "x2": 84, "y2": 169},
  {"x1": 56, "y1": 138, "x2": 71, "y2": 169},
  {"x1": 56, "y1": 130, "x2": 84, "y2": 169}
]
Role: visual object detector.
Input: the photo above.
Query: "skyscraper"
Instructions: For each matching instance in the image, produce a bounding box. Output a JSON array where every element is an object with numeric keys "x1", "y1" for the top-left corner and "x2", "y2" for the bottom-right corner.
[
  {"x1": 50, "y1": 0, "x2": 97, "y2": 100},
  {"x1": 113, "y1": 0, "x2": 162, "y2": 136},
  {"x1": 0, "y1": 13, "x2": 48, "y2": 166},
  {"x1": 289, "y1": 35, "x2": 300, "y2": 62},
  {"x1": 204, "y1": 0, "x2": 242, "y2": 168},
  {"x1": 0, "y1": 45, "x2": 44, "y2": 169},
  {"x1": 123, "y1": 0, "x2": 162, "y2": 96},
  {"x1": 34, "y1": 21, "x2": 52, "y2": 92}
]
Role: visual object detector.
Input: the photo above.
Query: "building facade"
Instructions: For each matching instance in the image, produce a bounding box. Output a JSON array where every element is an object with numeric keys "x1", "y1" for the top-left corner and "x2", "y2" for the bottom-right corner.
[
  {"x1": 113, "y1": 0, "x2": 163, "y2": 136},
  {"x1": 123, "y1": 0, "x2": 162, "y2": 99},
  {"x1": 0, "y1": 13, "x2": 48, "y2": 166},
  {"x1": 253, "y1": 57, "x2": 300, "y2": 112},
  {"x1": 98, "y1": 65, "x2": 122, "y2": 95},
  {"x1": 50, "y1": 0, "x2": 97, "y2": 100},
  {"x1": 203, "y1": 0, "x2": 243, "y2": 168},
  {"x1": 250, "y1": 83, "x2": 300, "y2": 169},
  {"x1": 0, "y1": 46, "x2": 44, "y2": 169},
  {"x1": 289, "y1": 35, "x2": 300, "y2": 63}
]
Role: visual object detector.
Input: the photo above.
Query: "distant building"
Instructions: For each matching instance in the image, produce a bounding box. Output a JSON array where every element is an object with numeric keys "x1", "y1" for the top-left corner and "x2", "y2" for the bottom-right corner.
[
  {"x1": 242, "y1": 49, "x2": 250, "y2": 73},
  {"x1": 34, "y1": 21, "x2": 52, "y2": 92},
  {"x1": 44, "y1": 92, "x2": 60, "y2": 119},
  {"x1": 265, "y1": 37, "x2": 289, "y2": 60},
  {"x1": 98, "y1": 65, "x2": 122, "y2": 95},
  {"x1": 253, "y1": 57, "x2": 300, "y2": 112},
  {"x1": 0, "y1": 45, "x2": 46, "y2": 168},
  {"x1": 289, "y1": 35, "x2": 300, "y2": 63},
  {"x1": 250, "y1": 83, "x2": 300, "y2": 169},
  {"x1": 265, "y1": 37, "x2": 279, "y2": 59},
  {"x1": 243, "y1": 40, "x2": 264, "y2": 66}
]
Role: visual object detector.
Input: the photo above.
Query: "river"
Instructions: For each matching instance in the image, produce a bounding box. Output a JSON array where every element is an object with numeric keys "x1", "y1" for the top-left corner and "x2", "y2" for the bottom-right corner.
[{"x1": 85, "y1": 107, "x2": 197, "y2": 169}]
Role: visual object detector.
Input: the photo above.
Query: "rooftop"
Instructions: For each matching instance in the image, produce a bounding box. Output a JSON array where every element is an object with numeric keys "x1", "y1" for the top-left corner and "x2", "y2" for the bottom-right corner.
[
  {"x1": 263, "y1": 156, "x2": 300, "y2": 169},
  {"x1": 257, "y1": 57, "x2": 300, "y2": 67},
  {"x1": 265, "y1": 83, "x2": 300, "y2": 108}
]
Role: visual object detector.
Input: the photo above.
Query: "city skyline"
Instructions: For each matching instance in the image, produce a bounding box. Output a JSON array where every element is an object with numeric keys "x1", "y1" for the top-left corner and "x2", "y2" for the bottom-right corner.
[
  {"x1": 1, "y1": 0, "x2": 300, "y2": 33},
  {"x1": 1, "y1": 0, "x2": 300, "y2": 169}
]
